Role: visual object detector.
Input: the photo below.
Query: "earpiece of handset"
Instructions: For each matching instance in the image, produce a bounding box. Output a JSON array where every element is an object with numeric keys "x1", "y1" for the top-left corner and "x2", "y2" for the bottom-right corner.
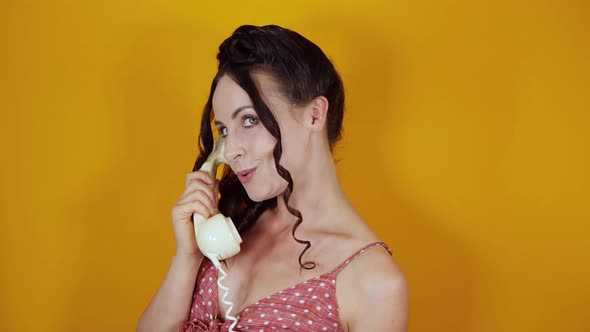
[{"x1": 193, "y1": 138, "x2": 243, "y2": 261}]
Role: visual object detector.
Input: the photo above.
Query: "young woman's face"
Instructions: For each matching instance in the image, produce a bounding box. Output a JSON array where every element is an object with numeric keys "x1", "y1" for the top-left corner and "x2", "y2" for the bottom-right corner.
[{"x1": 212, "y1": 74, "x2": 308, "y2": 202}]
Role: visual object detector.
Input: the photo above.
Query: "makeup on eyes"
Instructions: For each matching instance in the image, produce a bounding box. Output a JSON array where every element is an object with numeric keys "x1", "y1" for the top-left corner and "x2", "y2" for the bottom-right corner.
[{"x1": 216, "y1": 113, "x2": 259, "y2": 137}]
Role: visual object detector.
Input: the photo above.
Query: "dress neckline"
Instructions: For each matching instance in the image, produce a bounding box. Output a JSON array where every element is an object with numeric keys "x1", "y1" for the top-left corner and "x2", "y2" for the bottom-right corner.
[
  {"x1": 216, "y1": 267, "x2": 338, "y2": 321},
  {"x1": 213, "y1": 241, "x2": 390, "y2": 321}
]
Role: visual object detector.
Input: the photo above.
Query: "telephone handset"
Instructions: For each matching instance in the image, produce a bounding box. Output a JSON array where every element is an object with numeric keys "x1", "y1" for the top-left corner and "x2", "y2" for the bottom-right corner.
[
  {"x1": 193, "y1": 138, "x2": 242, "y2": 330},
  {"x1": 193, "y1": 138, "x2": 243, "y2": 262}
]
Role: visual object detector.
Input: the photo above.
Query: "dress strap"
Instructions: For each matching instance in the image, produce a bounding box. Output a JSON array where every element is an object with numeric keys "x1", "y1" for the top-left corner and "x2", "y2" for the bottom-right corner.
[{"x1": 332, "y1": 241, "x2": 392, "y2": 274}]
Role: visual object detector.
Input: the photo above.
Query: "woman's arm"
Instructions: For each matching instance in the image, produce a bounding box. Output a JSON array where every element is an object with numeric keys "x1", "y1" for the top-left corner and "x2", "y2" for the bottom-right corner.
[
  {"x1": 136, "y1": 253, "x2": 204, "y2": 332},
  {"x1": 137, "y1": 171, "x2": 218, "y2": 331}
]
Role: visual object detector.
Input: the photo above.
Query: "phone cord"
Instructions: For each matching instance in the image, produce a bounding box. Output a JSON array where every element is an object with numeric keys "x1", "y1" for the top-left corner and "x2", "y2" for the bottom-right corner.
[{"x1": 209, "y1": 255, "x2": 239, "y2": 332}]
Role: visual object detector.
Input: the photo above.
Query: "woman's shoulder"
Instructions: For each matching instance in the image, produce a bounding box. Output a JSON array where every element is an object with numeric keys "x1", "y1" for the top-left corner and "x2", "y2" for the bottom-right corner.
[
  {"x1": 332, "y1": 237, "x2": 408, "y2": 331},
  {"x1": 333, "y1": 238, "x2": 403, "y2": 282},
  {"x1": 315, "y1": 223, "x2": 403, "y2": 290}
]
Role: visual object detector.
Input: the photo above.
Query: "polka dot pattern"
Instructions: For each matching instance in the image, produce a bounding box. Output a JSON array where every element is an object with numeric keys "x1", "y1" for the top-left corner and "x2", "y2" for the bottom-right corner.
[{"x1": 179, "y1": 242, "x2": 391, "y2": 331}]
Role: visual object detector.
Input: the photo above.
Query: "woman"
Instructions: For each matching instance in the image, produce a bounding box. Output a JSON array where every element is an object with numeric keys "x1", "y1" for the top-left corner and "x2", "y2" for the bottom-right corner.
[{"x1": 137, "y1": 24, "x2": 408, "y2": 332}]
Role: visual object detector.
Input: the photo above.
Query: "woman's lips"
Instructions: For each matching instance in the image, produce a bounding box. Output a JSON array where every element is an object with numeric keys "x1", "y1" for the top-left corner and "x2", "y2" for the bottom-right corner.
[{"x1": 237, "y1": 167, "x2": 257, "y2": 184}]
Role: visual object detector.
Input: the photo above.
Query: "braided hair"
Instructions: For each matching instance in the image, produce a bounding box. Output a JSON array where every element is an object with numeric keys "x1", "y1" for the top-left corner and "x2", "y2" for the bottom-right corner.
[{"x1": 193, "y1": 25, "x2": 345, "y2": 270}]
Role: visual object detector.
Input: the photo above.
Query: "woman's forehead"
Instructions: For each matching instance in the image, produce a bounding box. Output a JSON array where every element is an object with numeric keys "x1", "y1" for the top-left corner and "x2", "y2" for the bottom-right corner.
[
  {"x1": 213, "y1": 76, "x2": 250, "y2": 104},
  {"x1": 212, "y1": 76, "x2": 251, "y2": 118},
  {"x1": 212, "y1": 73, "x2": 289, "y2": 119}
]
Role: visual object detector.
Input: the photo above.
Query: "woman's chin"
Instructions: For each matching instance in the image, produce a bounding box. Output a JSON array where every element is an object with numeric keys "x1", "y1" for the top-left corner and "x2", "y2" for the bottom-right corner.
[
  {"x1": 245, "y1": 191, "x2": 270, "y2": 203},
  {"x1": 245, "y1": 189, "x2": 279, "y2": 203}
]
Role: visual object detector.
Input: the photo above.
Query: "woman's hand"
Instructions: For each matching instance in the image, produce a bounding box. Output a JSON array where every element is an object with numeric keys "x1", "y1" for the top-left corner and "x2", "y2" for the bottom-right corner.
[{"x1": 171, "y1": 171, "x2": 219, "y2": 256}]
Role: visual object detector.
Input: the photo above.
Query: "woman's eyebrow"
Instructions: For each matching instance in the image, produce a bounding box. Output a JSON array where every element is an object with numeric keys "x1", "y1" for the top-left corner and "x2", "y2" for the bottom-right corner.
[{"x1": 214, "y1": 105, "x2": 254, "y2": 126}]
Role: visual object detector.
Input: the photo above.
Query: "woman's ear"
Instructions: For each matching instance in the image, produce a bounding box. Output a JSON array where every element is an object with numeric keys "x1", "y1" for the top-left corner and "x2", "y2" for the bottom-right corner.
[{"x1": 306, "y1": 96, "x2": 329, "y2": 131}]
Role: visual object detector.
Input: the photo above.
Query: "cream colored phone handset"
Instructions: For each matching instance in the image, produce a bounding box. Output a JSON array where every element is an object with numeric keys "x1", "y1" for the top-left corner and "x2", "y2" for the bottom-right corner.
[{"x1": 192, "y1": 137, "x2": 242, "y2": 330}]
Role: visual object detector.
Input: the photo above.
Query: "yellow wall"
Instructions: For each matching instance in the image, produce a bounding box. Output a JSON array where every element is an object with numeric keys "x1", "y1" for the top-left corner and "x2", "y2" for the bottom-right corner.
[{"x1": 1, "y1": 1, "x2": 588, "y2": 331}]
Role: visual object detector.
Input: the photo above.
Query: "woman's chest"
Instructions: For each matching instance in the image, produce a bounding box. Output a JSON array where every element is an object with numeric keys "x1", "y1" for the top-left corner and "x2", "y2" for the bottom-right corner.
[
  {"x1": 185, "y1": 260, "x2": 346, "y2": 332},
  {"x1": 215, "y1": 265, "x2": 344, "y2": 331},
  {"x1": 217, "y1": 257, "x2": 318, "y2": 316},
  {"x1": 218, "y1": 237, "x2": 354, "y2": 317}
]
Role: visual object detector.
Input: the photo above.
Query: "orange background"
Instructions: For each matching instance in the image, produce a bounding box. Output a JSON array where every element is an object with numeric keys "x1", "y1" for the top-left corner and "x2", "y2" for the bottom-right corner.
[{"x1": 1, "y1": 1, "x2": 589, "y2": 331}]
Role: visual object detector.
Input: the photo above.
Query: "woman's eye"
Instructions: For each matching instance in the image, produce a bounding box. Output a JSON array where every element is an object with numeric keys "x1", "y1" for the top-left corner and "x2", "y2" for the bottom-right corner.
[
  {"x1": 243, "y1": 116, "x2": 259, "y2": 127},
  {"x1": 218, "y1": 127, "x2": 228, "y2": 137}
]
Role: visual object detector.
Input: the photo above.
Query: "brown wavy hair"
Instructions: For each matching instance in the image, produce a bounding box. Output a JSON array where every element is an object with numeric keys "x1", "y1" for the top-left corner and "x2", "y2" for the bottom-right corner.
[{"x1": 192, "y1": 25, "x2": 345, "y2": 270}]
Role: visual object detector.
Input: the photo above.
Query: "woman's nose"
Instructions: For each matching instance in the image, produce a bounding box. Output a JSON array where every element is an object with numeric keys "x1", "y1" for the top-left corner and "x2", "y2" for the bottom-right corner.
[{"x1": 223, "y1": 134, "x2": 245, "y2": 161}]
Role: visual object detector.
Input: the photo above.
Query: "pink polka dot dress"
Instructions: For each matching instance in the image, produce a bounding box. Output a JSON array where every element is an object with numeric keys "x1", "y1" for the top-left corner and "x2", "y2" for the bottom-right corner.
[{"x1": 180, "y1": 242, "x2": 392, "y2": 331}]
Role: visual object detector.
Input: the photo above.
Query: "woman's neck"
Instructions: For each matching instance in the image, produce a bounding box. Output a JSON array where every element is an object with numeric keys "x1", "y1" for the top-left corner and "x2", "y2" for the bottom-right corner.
[{"x1": 265, "y1": 150, "x2": 356, "y2": 235}]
